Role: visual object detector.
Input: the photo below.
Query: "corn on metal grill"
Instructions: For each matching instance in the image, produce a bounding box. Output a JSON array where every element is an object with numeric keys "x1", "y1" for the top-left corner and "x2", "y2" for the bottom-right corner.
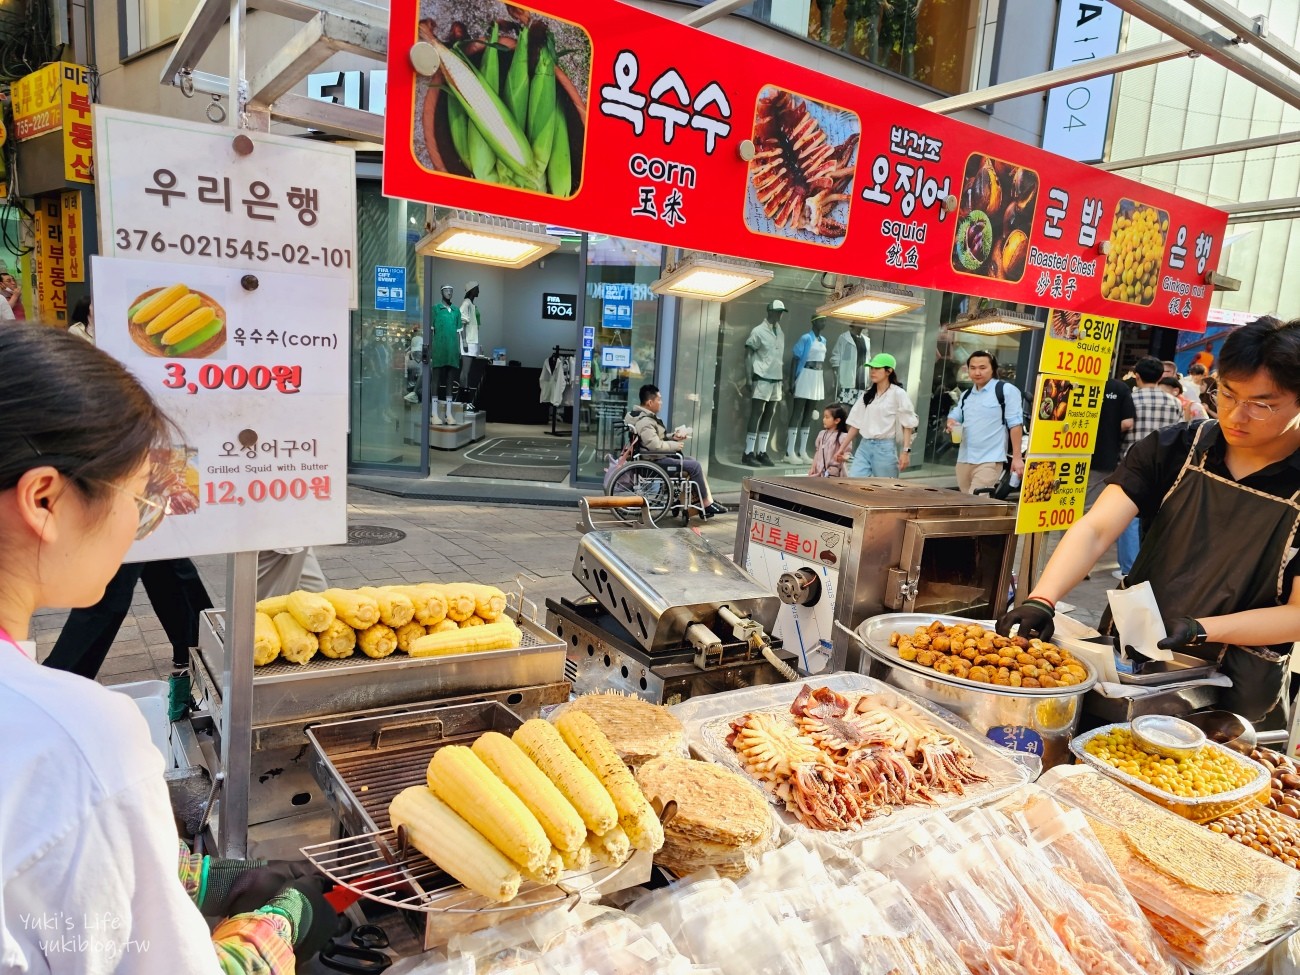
[{"x1": 301, "y1": 701, "x2": 642, "y2": 915}]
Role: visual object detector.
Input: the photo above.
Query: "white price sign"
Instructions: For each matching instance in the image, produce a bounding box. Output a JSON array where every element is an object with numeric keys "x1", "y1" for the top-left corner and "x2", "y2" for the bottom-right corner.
[
  {"x1": 93, "y1": 256, "x2": 349, "y2": 560},
  {"x1": 93, "y1": 107, "x2": 359, "y2": 307}
]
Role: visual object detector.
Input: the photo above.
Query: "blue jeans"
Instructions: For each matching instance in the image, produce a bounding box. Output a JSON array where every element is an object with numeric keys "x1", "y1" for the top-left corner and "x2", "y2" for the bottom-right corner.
[
  {"x1": 847, "y1": 439, "x2": 897, "y2": 478},
  {"x1": 1116, "y1": 517, "x2": 1140, "y2": 576}
]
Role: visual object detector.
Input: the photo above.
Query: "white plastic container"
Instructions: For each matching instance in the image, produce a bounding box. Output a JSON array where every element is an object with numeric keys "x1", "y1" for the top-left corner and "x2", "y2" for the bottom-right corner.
[{"x1": 110, "y1": 679, "x2": 170, "y2": 758}]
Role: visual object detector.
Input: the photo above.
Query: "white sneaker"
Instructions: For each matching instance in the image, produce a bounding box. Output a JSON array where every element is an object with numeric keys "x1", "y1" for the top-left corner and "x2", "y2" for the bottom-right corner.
[
  {"x1": 430, "y1": 408, "x2": 443, "y2": 425},
  {"x1": 403, "y1": 391, "x2": 419, "y2": 404},
  {"x1": 1111, "y1": 570, "x2": 1124, "y2": 580},
  {"x1": 782, "y1": 452, "x2": 801, "y2": 465}
]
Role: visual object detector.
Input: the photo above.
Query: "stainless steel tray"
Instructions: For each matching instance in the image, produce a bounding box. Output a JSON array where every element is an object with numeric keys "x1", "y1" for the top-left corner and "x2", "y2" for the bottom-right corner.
[
  {"x1": 197, "y1": 608, "x2": 566, "y2": 729},
  {"x1": 307, "y1": 700, "x2": 523, "y2": 836},
  {"x1": 858, "y1": 613, "x2": 1098, "y2": 697},
  {"x1": 1118, "y1": 651, "x2": 1221, "y2": 686}
]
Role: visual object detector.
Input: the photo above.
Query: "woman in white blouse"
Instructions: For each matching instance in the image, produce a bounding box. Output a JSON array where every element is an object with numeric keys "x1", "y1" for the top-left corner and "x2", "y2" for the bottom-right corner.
[{"x1": 839, "y1": 353, "x2": 919, "y2": 477}]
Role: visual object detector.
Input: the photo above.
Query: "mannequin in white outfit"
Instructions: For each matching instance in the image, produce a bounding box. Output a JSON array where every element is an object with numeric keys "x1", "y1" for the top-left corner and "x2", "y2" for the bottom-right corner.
[
  {"x1": 784, "y1": 316, "x2": 828, "y2": 464},
  {"x1": 460, "y1": 282, "x2": 481, "y2": 356}
]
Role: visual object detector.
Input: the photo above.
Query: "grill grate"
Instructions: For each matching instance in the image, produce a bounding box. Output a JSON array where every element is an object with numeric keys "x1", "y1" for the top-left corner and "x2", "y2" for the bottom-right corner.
[{"x1": 301, "y1": 829, "x2": 642, "y2": 914}]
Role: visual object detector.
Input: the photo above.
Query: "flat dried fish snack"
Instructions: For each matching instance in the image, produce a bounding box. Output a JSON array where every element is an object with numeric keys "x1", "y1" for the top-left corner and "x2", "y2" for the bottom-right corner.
[
  {"x1": 564, "y1": 692, "x2": 684, "y2": 766},
  {"x1": 1124, "y1": 827, "x2": 1255, "y2": 894},
  {"x1": 636, "y1": 756, "x2": 771, "y2": 847}
]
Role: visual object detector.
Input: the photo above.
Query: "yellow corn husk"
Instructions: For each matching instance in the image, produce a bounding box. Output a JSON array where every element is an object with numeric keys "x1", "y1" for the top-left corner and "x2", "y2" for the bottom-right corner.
[
  {"x1": 286, "y1": 590, "x2": 336, "y2": 633},
  {"x1": 472, "y1": 732, "x2": 586, "y2": 852},
  {"x1": 428, "y1": 619, "x2": 459, "y2": 634},
  {"x1": 317, "y1": 618, "x2": 357, "y2": 659},
  {"x1": 513, "y1": 719, "x2": 617, "y2": 834},
  {"x1": 256, "y1": 594, "x2": 289, "y2": 618},
  {"x1": 558, "y1": 842, "x2": 592, "y2": 873},
  {"x1": 521, "y1": 849, "x2": 563, "y2": 886},
  {"x1": 427, "y1": 745, "x2": 550, "y2": 872},
  {"x1": 160, "y1": 306, "x2": 218, "y2": 346},
  {"x1": 555, "y1": 710, "x2": 664, "y2": 853},
  {"x1": 439, "y1": 584, "x2": 477, "y2": 623},
  {"x1": 321, "y1": 588, "x2": 380, "y2": 629},
  {"x1": 358, "y1": 586, "x2": 415, "y2": 628},
  {"x1": 395, "y1": 620, "x2": 427, "y2": 653},
  {"x1": 253, "y1": 612, "x2": 281, "y2": 666},
  {"x1": 357, "y1": 623, "x2": 398, "y2": 659},
  {"x1": 131, "y1": 283, "x2": 189, "y2": 325},
  {"x1": 143, "y1": 292, "x2": 202, "y2": 336},
  {"x1": 387, "y1": 584, "x2": 448, "y2": 626},
  {"x1": 272, "y1": 611, "x2": 318, "y2": 664},
  {"x1": 459, "y1": 615, "x2": 486, "y2": 629},
  {"x1": 408, "y1": 619, "x2": 522, "y2": 658},
  {"x1": 465, "y1": 584, "x2": 508, "y2": 621},
  {"x1": 591, "y1": 825, "x2": 631, "y2": 867},
  {"x1": 388, "y1": 786, "x2": 521, "y2": 903}
]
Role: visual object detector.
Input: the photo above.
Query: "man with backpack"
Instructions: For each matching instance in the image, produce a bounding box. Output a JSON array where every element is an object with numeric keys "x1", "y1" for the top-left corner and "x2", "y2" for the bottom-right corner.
[{"x1": 946, "y1": 350, "x2": 1025, "y2": 494}]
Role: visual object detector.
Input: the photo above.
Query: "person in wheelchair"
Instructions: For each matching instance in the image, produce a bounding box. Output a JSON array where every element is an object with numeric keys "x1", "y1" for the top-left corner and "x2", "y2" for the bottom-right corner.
[{"x1": 625, "y1": 384, "x2": 727, "y2": 518}]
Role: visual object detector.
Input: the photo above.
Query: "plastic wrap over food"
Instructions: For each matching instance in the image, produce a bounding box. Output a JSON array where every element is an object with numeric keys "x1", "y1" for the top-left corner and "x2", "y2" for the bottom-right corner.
[{"x1": 1042, "y1": 766, "x2": 1300, "y2": 975}]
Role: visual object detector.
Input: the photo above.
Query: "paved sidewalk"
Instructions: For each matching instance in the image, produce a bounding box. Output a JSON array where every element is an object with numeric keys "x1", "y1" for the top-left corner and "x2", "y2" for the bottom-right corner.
[{"x1": 32, "y1": 486, "x2": 1120, "y2": 686}]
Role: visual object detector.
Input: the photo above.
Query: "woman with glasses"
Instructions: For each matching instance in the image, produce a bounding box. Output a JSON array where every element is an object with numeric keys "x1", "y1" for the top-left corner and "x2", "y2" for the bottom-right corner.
[
  {"x1": 0, "y1": 326, "x2": 333, "y2": 972},
  {"x1": 1000, "y1": 317, "x2": 1300, "y2": 726}
]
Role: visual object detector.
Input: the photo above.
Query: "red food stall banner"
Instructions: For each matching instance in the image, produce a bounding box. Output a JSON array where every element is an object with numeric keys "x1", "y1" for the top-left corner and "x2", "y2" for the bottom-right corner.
[{"x1": 384, "y1": 0, "x2": 1227, "y2": 331}]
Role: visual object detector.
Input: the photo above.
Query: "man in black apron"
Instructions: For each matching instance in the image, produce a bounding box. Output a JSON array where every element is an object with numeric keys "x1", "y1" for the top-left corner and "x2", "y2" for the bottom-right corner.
[{"x1": 999, "y1": 317, "x2": 1300, "y2": 725}]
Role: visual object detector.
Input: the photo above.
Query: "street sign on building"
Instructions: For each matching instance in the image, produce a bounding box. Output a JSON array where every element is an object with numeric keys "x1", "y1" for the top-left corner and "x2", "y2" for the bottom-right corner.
[{"x1": 1042, "y1": 2, "x2": 1124, "y2": 163}]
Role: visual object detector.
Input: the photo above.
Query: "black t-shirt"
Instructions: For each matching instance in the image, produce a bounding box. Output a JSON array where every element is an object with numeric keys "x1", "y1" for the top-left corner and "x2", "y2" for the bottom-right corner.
[
  {"x1": 1107, "y1": 421, "x2": 1300, "y2": 596},
  {"x1": 1093, "y1": 378, "x2": 1136, "y2": 471}
]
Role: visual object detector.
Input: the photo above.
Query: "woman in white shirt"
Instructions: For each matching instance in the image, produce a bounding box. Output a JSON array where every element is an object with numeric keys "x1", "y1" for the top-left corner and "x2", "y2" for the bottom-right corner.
[{"x1": 840, "y1": 353, "x2": 919, "y2": 477}]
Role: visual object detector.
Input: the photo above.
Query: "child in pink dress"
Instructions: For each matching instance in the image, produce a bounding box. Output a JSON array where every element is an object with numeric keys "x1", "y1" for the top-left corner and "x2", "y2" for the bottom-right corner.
[{"x1": 809, "y1": 405, "x2": 850, "y2": 477}]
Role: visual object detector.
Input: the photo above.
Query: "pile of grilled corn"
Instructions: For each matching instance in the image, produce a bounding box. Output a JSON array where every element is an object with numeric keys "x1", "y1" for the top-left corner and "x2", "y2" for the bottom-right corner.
[
  {"x1": 389, "y1": 710, "x2": 665, "y2": 903},
  {"x1": 252, "y1": 583, "x2": 515, "y2": 666}
]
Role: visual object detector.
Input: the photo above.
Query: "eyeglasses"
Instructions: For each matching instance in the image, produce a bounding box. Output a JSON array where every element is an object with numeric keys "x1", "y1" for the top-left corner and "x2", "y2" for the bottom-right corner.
[
  {"x1": 100, "y1": 481, "x2": 167, "y2": 541},
  {"x1": 1210, "y1": 387, "x2": 1284, "y2": 422}
]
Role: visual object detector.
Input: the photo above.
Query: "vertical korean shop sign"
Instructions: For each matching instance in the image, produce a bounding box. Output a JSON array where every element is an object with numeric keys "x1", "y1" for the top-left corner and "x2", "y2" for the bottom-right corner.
[
  {"x1": 383, "y1": 0, "x2": 1229, "y2": 331},
  {"x1": 92, "y1": 107, "x2": 357, "y2": 560}
]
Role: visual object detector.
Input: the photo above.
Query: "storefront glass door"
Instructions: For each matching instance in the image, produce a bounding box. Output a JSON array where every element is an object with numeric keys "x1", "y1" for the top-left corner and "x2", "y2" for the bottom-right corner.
[
  {"x1": 348, "y1": 177, "x2": 429, "y2": 474},
  {"x1": 574, "y1": 238, "x2": 664, "y2": 483}
]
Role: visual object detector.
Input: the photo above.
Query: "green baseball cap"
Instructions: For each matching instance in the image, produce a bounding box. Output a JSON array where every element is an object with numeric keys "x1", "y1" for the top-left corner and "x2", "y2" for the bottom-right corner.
[{"x1": 867, "y1": 352, "x2": 897, "y2": 369}]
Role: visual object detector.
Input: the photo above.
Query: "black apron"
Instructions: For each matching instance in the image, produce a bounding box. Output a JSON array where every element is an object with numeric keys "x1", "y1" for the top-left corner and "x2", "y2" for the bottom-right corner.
[{"x1": 1118, "y1": 422, "x2": 1300, "y2": 723}]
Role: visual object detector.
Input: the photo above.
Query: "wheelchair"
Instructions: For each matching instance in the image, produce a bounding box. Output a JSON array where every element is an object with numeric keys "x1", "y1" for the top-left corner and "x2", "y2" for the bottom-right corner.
[{"x1": 604, "y1": 435, "x2": 705, "y2": 527}]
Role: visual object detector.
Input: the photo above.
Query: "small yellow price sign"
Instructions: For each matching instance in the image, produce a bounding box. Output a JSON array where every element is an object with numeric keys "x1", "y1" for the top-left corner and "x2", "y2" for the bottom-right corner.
[
  {"x1": 1028, "y1": 374, "x2": 1104, "y2": 456},
  {"x1": 1016, "y1": 455, "x2": 1091, "y2": 535},
  {"x1": 1040, "y1": 310, "x2": 1119, "y2": 383}
]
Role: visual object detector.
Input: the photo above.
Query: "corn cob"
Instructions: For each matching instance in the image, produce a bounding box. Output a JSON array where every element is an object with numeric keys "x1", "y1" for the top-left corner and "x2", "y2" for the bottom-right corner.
[
  {"x1": 358, "y1": 586, "x2": 415, "y2": 628},
  {"x1": 428, "y1": 619, "x2": 459, "y2": 634},
  {"x1": 131, "y1": 284, "x2": 188, "y2": 325},
  {"x1": 459, "y1": 615, "x2": 486, "y2": 628},
  {"x1": 388, "y1": 786, "x2": 521, "y2": 903},
  {"x1": 440, "y1": 584, "x2": 476, "y2": 622},
  {"x1": 395, "y1": 620, "x2": 427, "y2": 653},
  {"x1": 548, "y1": 107, "x2": 572, "y2": 197},
  {"x1": 427, "y1": 745, "x2": 550, "y2": 872},
  {"x1": 161, "y1": 306, "x2": 218, "y2": 347},
  {"x1": 591, "y1": 825, "x2": 631, "y2": 867},
  {"x1": 254, "y1": 612, "x2": 281, "y2": 666},
  {"x1": 513, "y1": 719, "x2": 617, "y2": 834},
  {"x1": 272, "y1": 611, "x2": 318, "y2": 664},
  {"x1": 408, "y1": 619, "x2": 521, "y2": 657},
  {"x1": 144, "y1": 293, "x2": 201, "y2": 336},
  {"x1": 555, "y1": 711, "x2": 664, "y2": 853},
  {"x1": 526, "y1": 36, "x2": 557, "y2": 171},
  {"x1": 472, "y1": 732, "x2": 586, "y2": 852},
  {"x1": 256, "y1": 594, "x2": 289, "y2": 618},
  {"x1": 436, "y1": 38, "x2": 533, "y2": 178},
  {"x1": 286, "y1": 590, "x2": 335, "y2": 633},
  {"x1": 466, "y1": 584, "x2": 508, "y2": 621},
  {"x1": 322, "y1": 588, "x2": 380, "y2": 629},
  {"x1": 558, "y1": 842, "x2": 592, "y2": 873},
  {"x1": 317, "y1": 618, "x2": 357, "y2": 659},
  {"x1": 357, "y1": 623, "x2": 398, "y2": 659},
  {"x1": 504, "y1": 26, "x2": 529, "y2": 129},
  {"x1": 387, "y1": 584, "x2": 447, "y2": 626},
  {"x1": 521, "y1": 849, "x2": 563, "y2": 886},
  {"x1": 169, "y1": 318, "x2": 224, "y2": 355}
]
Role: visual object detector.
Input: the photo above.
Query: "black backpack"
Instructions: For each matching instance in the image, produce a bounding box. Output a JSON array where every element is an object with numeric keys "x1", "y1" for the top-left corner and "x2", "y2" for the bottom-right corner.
[{"x1": 958, "y1": 380, "x2": 1031, "y2": 436}]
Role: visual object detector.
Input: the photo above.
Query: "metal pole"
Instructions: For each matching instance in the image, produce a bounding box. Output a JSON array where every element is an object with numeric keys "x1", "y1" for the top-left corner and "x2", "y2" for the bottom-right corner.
[
  {"x1": 1101, "y1": 129, "x2": 1300, "y2": 171},
  {"x1": 679, "y1": 0, "x2": 754, "y2": 28},
  {"x1": 229, "y1": 0, "x2": 245, "y2": 128},
  {"x1": 218, "y1": 551, "x2": 257, "y2": 858}
]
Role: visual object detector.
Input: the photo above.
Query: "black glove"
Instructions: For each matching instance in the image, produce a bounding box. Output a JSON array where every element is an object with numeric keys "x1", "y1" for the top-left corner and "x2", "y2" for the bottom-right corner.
[
  {"x1": 200, "y1": 858, "x2": 319, "y2": 917},
  {"x1": 1157, "y1": 616, "x2": 1208, "y2": 651},
  {"x1": 996, "y1": 597, "x2": 1056, "y2": 642}
]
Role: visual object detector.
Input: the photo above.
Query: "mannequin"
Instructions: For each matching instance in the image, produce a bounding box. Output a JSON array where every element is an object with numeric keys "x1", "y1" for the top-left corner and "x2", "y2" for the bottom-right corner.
[
  {"x1": 784, "y1": 316, "x2": 828, "y2": 463},
  {"x1": 430, "y1": 283, "x2": 462, "y2": 425},
  {"x1": 743, "y1": 299, "x2": 787, "y2": 467},
  {"x1": 460, "y1": 281, "x2": 481, "y2": 356},
  {"x1": 830, "y1": 323, "x2": 870, "y2": 406}
]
